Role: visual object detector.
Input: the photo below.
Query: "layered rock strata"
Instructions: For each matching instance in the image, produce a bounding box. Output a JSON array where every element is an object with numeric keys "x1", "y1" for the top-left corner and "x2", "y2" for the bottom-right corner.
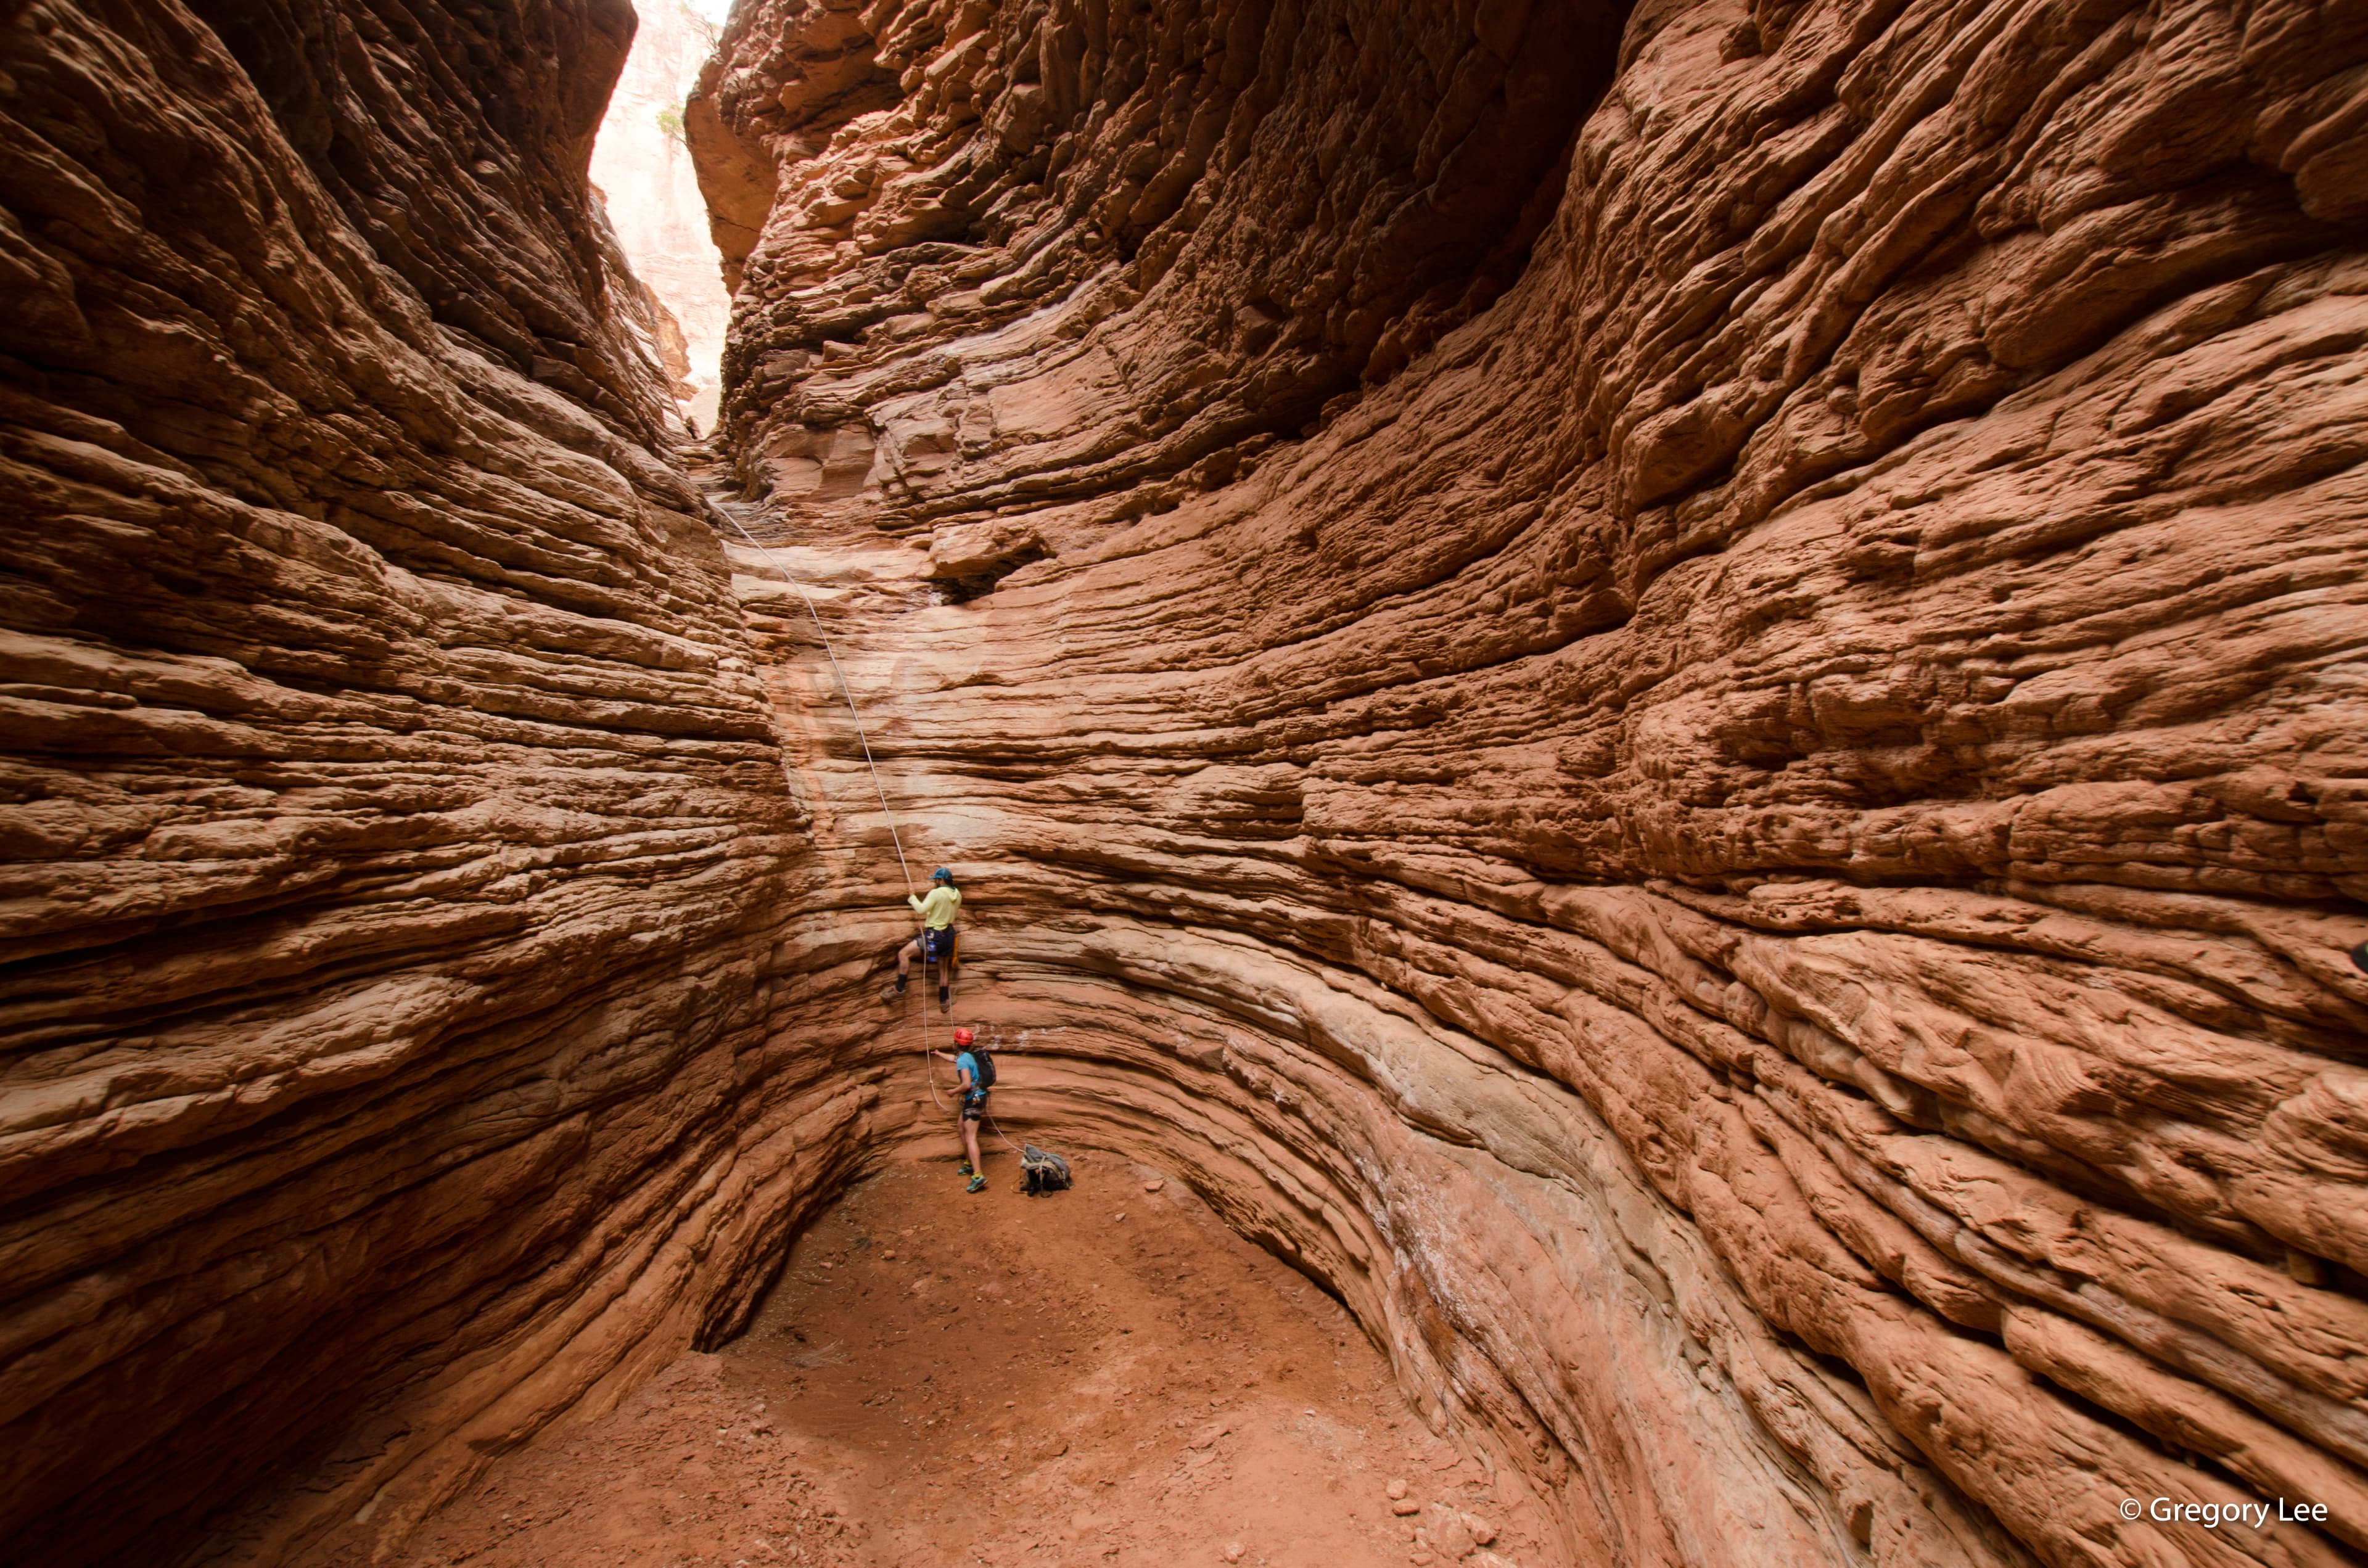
[
  {"x1": 6, "y1": 1, "x2": 2368, "y2": 1567},
  {"x1": 691, "y1": 0, "x2": 1622, "y2": 511},
  {"x1": 0, "y1": 2, "x2": 836, "y2": 1563},
  {"x1": 691, "y1": 2, "x2": 2368, "y2": 1567}
]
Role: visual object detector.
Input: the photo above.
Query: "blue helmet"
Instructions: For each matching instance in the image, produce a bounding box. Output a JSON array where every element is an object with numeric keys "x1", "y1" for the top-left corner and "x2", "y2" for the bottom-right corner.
[{"x1": 931, "y1": 866, "x2": 953, "y2": 882}]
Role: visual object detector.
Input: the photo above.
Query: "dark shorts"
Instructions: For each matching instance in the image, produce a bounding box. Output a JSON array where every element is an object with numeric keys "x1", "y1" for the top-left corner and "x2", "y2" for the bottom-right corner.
[
  {"x1": 921, "y1": 926, "x2": 957, "y2": 961},
  {"x1": 961, "y1": 1090, "x2": 988, "y2": 1122}
]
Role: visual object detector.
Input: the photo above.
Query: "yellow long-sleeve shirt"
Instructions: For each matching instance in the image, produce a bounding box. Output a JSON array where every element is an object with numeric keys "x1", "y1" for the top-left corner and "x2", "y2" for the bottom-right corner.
[{"x1": 909, "y1": 885, "x2": 961, "y2": 929}]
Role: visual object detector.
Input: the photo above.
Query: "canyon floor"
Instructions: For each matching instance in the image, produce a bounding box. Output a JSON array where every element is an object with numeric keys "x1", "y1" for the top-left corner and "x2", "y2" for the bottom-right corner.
[{"x1": 379, "y1": 1153, "x2": 1547, "y2": 1568}]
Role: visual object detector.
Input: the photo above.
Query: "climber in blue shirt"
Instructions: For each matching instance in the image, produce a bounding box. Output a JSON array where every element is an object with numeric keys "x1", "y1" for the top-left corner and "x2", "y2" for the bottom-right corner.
[{"x1": 931, "y1": 1027, "x2": 991, "y2": 1193}]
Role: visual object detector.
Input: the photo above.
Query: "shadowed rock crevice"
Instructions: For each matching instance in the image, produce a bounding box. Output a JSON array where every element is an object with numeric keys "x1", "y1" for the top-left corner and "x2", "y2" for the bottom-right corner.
[
  {"x1": 691, "y1": 0, "x2": 1629, "y2": 528},
  {"x1": 187, "y1": 0, "x2": 666, "y2": 437}
]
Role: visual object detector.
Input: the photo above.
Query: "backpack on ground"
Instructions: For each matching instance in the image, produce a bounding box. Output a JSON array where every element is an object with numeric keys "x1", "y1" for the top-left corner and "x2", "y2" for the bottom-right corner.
[{"x1": 1019, "y1": 1144, "x2": 1070, "y2": 1196}]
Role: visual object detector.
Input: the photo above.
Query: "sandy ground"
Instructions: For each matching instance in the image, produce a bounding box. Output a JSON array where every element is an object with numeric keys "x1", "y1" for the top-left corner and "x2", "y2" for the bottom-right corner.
[{"x1": 387, "y1": 1151, "x2": 1549, "y2": 1568}]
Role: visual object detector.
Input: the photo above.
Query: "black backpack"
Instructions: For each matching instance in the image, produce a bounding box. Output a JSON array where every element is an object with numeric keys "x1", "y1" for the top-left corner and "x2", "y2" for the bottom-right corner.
[
  {"x1": 1020, "y1": 1144, "x2": 1071, "y2": 1196},
  {"x1": 969, "y1": 1049, "x2": 996, "y2": 1091}
]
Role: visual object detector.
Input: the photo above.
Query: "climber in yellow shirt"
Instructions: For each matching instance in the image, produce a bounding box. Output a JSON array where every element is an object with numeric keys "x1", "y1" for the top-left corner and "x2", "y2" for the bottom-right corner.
[{"x1": 891, "y1": 866, "x2": 962, "y2": 1012}]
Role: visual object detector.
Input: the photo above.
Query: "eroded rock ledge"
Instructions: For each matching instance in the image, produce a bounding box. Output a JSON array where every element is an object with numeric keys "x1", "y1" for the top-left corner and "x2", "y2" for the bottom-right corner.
[
  {"x1": 0, "y1": 2, "x2": 821, "y2": 1562},
  {"x1": 4, "y1": 1, "x2": 2367, "y2": 1567},
  {"x1": 690, "y1": 1, "x2": 2368, "y2": 1566}
]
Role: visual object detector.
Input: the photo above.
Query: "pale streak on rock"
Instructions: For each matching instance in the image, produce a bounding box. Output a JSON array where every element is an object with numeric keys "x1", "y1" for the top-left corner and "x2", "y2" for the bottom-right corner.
[{"x1": 591, "y1": 0, "x2": 734, "y2": 429}]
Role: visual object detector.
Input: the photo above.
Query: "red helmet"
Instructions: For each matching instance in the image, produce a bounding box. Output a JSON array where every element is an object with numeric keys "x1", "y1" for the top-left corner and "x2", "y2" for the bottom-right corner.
[{"x1": 953, "y1": 1027, "x2": 975, "y2": 1045}]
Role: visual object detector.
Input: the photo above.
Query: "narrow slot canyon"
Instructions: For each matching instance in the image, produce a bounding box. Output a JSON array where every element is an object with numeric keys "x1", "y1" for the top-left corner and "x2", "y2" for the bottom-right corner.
[{"x1": 2, "y1": 2, "x2": 2366, "y2": 1568}]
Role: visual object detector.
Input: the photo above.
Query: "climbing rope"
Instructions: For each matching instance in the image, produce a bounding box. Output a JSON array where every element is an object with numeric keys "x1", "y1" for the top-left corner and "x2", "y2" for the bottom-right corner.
[
  {"x1": 713, "y1": 507, "x2": 946, "y2": 1109},
  {"x1": 715, "y1": 506, "x2": 1027, "y2": 1159},
  {"x1": 715, "y1": 510, "x2": 915, "y2": 890}
]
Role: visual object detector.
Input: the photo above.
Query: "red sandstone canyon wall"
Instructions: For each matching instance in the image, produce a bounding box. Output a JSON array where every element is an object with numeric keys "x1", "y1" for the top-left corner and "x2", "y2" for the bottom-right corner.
[
  {"x1": 4, "y1": 0, "x2": 2367, "y2": 1566},
  {"x1": 0, "y1": 2, "x2": 838, "y2": 1562},
  {"x1": 686, "y1": 2, "x2": 2368, "y2": 1567}
]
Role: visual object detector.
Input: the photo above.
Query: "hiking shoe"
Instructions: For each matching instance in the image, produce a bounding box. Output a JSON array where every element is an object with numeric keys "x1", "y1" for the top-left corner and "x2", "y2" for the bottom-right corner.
[
  {"x1": 938, "y1": 985, "x2": 951, "y2": 1012},
  {"x1": 966, "y1": 1175, "x2": 986, "y2": 1194},
  {"x1": 958, "y1": 1162, "x2": 975, "y2": 1177}
]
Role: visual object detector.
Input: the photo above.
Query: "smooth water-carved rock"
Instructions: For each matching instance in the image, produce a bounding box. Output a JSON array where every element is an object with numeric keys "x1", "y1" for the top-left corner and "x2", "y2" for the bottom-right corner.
[
  {"x1": 694, "y1": 2, "x2": 2368, "y2": 1566},
  {"x1": 689, "y1": 0, "x2": 1625, "y2": 522},
  {"x1": 6, "y1": 0, "x2": 2367, "y2": 1566},
  {"x1": 0, "y1": 2, "x2": 822, "y2": 1563}
]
